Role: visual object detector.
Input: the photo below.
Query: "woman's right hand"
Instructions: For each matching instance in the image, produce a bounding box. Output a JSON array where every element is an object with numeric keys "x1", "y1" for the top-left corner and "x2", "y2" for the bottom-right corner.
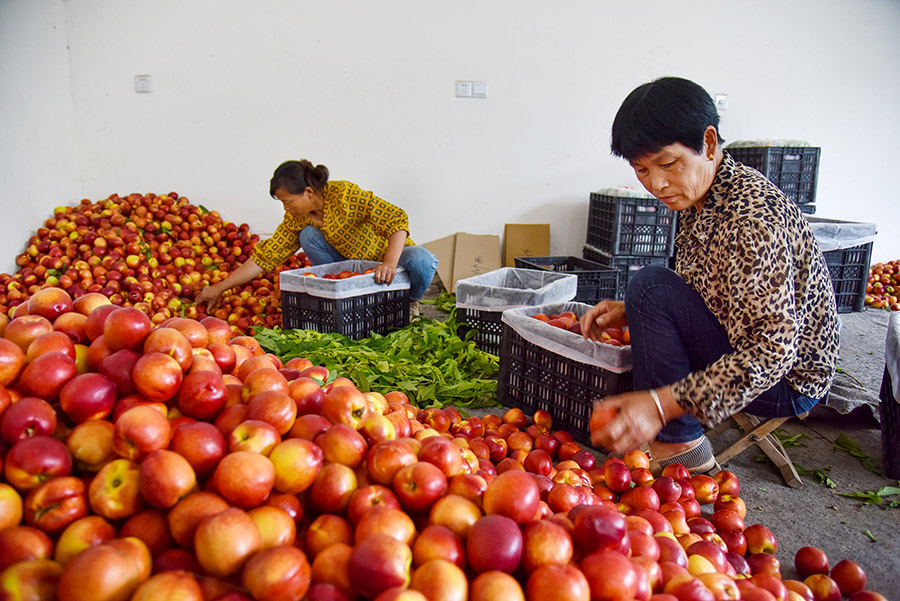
[
  {"x1": 580, "y1": 300, "x2": 628, "y2": 342},
  {"x1": 196, "y1": 283, "x2": 224, "y2": 312}
]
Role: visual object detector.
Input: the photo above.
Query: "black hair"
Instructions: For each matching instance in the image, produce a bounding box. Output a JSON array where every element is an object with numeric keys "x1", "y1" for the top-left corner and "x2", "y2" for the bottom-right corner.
[
  {"x1": 610, "y1": 77, "x2": 724, "y2": 162},
  {"x1": 269, "y1": 160, "x2": 330, "y2": 197}
]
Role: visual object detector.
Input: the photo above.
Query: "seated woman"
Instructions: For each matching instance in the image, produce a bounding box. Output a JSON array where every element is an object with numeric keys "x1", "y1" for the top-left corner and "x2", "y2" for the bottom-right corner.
[
  {"x1": 581, "y1": 77, "x2": 840, "y2": 473},
  {"x1": 197, "y1": 159, "x2": 438, "y2": 312}
]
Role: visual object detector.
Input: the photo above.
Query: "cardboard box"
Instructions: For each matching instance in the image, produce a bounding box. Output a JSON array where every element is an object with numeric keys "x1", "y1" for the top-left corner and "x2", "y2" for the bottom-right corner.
[
  {"x1": 503, "y1": 224, "x2": 550, "y2": 267},
  {"x1": 422, "y1": 233, "x2": 502, "y2": 293}
]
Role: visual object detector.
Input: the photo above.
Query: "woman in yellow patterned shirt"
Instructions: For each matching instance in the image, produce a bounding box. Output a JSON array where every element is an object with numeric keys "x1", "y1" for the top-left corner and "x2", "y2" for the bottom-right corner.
[{"x1": 196, "y1": 160, "x2": 438, "y2": 309}]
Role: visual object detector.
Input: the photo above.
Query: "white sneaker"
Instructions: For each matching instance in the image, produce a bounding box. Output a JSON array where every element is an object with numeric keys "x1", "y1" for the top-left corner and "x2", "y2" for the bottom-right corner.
[{"x1": 410, "y1": 301, "x2": 421, "y2": 317}]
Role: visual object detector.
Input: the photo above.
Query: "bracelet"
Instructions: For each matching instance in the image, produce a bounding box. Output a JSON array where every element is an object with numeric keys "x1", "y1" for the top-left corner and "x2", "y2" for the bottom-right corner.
[{"x1": 649, "y1": 388, "x2": 667, "y2": 427}]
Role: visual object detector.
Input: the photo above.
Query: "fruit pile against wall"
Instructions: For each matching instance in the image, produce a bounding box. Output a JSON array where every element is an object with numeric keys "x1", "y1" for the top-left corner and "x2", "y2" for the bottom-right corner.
[
  {"x1": 865, "y1": 260, "x2": 900, "y2": 311},
  {"x1": 0, "y1": 193, "x2": 310, "y2": 334}
]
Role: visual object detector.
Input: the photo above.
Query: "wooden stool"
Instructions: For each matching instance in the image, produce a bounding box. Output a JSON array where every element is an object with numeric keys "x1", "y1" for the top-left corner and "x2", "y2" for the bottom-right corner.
[{"x1": 706, "y1": 412, "x2": 807, "y2": 488}]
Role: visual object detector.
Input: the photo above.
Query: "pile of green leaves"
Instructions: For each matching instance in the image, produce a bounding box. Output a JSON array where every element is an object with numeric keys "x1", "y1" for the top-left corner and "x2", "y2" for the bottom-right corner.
[{"x1": 253, "y1": 314, "x2": 501, "y2": 410}]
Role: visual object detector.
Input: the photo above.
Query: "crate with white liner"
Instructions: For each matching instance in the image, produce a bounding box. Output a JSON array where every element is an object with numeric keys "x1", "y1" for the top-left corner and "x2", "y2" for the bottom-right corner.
[
  {"x1": 498, "y1": 302, "x2": 633, "y2": 445},
  {"x1": 279, "y1": 260, "x2": 410, "y2": 340},
  {"x1": 880, "y1": 312, "x2": 900, "y2": 479},
  {"x1": 455, "y1": 268, "x2": 577, "y2": 356},
  {"x1": 805, "y1": 215, "x2": 878, "y2": 313}
]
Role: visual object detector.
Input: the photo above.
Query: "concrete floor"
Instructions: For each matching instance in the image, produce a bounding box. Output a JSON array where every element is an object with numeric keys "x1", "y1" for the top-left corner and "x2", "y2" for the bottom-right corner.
[{"x1": 420, "y1": 285, "x2": 900, "y2": 594}]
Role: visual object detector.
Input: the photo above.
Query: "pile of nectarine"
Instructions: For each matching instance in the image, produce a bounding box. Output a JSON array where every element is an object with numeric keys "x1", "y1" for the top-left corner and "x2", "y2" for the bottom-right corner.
[
  {"x1": 865, "y1": 260, "x2": 900, "y2": 311},
  {"x1": 531, "y1": 311, "x2": 630, "y2": 345},
  {"x1": 0, "y1": 193, "x2": 310, "y2": 335},
  {"x1": 0, "y1": 285, "x2": 888, "y2": 601}
]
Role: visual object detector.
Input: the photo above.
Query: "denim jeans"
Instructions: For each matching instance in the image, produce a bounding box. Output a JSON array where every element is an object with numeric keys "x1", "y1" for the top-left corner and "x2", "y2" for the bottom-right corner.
[
  {"x1": 624, "y1": 265, "x2": 820, "y2": 443},
  {"x1": 298, "y1": 226, "x2": 438, "y2": 301}
]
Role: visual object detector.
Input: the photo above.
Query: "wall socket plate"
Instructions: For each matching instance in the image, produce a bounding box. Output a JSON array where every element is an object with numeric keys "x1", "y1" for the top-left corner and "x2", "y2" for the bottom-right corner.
[
  {"x1": 135, "y1": 75, "x2": 153, "y2": 93},
  {"x1": 714, "y1": 93, "x2": 728, "y2": 111},
  {"x1": 456, "y1": 80, "x2": 487, "y2": 99}
]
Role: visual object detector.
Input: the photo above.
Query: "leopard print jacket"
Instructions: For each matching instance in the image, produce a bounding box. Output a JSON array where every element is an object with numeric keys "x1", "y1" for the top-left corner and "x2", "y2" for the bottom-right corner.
[{"x1": 669, "y1": 151, "x2": 840, "y2": 427}]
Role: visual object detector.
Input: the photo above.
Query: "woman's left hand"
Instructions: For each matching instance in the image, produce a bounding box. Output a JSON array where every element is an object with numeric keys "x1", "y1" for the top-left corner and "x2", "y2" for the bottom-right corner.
[
  {"x1": 590, "y1": 390, "x2": 666, "y2": 453},
  {"x1": 374, "y1": 262, "x2": 398, "y2": 285}
]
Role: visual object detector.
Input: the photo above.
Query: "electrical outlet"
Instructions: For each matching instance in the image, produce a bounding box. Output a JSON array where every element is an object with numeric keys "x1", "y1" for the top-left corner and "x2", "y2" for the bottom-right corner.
[
  {"x1": 135, "y1": 75, "x2": 153, "y2": 93},
  {"x1": 714, "y1": 93, "x2": 728, "y2": 111},
  {"x1": 455, "y1": 81, "x2": 472, "y2": 98}
]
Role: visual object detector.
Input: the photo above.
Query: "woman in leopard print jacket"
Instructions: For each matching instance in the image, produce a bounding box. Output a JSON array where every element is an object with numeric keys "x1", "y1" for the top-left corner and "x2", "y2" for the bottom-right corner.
[{"x1": 581, "y1": 77, "x2": 840, "y2": 473}]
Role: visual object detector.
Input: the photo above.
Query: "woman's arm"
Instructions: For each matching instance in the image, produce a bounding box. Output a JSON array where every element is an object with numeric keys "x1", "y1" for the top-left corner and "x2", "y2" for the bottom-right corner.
[
  {"x1": 374, "y1": 229, "x2": 408, "y2": 285},
  {"x1": 195, "y1": 258, "x2": 264, "y2": 311}
]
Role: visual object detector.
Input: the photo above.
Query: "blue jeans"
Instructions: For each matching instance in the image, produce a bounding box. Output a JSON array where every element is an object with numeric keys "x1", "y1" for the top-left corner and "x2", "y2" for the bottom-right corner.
[
  {"x1": 625, "y1": 265, "x2": 820, "y2": 443},
  {"x1": 298, "y1": 226, "x2": 438, "y2": 301}
]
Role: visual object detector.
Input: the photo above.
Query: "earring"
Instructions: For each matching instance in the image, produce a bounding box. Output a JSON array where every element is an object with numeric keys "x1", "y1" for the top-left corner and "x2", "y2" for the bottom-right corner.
[{"x1": 708, "y1": 154, "x2": 714, "y2": 161}]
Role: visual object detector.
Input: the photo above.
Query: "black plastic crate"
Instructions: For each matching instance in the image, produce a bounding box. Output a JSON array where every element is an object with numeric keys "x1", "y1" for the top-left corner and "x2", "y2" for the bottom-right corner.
[
  {"x1": 822, "y1": 242, "x2": 872, "y2": 313},
  {"x1": 880, "y1": 368, "x2": 900, "y2": 479},
  {"x1": 587, "y1": 192, "x2": 677, "y2": 257},
  {"x1": 456, "y1": 307, "x2": 504, "y2": 356},
  {"x1": 514, "y1": 256, "x2": 618, "y2": 305},
  {"x1": 728, "y1": 146, "x2": 820, "y2": 206},
  {"x1": 281, "y1": 288, "x2": 410, "y2": 340},
  {"x1": 498, "y1": 324, "x2": 632, "y2": 445},
  {"x1": 584, "y1": 247, "x2": 669, "y2": 301}
]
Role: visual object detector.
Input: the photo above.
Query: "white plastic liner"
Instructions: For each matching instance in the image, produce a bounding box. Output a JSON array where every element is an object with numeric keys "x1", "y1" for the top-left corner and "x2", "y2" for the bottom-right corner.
[
  {"x1": 593, "y1": 186, "x2": 656, "y2": 199},
  {"x1": 888, "y1": 312, "x2": 900, "y2": 403},
  {"x1": 455, "y1": 268, "x2": 577, "y2": 312},
  {"x1": 501, "y1": 301, "x2": 632, "y2": 374},
  {"x1": 804, "y1": 216, "x2": 878, "y2": 252},
  {"x1": 726, "y1": 139, "x2": 812, "y2": 148},
  {"x1": 279, "y1": 260, "x2": 410, "y2": 299}
]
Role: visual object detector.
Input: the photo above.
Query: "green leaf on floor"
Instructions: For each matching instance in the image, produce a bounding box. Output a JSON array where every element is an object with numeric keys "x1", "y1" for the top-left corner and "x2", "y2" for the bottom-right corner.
[
  {"x1": 837, "y1": 483, "x2": 900, "y2": 507},
  {"x1": 863, "y1": 529, "x2": 877, "y2": 542},
  {"x1": 794, "y1": 463, "x2": 837, "y2": 488},
  {"x1": 833, "y1": 433, "x2": 883, "y2": 475},
  {"x1": 774, "y1": 428, "x2": 809, "y2": 448},
  {"x1": 836, "y1": 367, "x2": 865, "y2": 388}
]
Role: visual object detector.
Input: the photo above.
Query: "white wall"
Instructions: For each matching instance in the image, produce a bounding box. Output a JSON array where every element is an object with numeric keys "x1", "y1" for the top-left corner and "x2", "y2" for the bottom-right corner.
[
  {"x1": 2, "y1": 0, "x2": 899, "y2": 276},
  {"x1": 0, "y1": 0, "x2": 80, "y2": 272}
]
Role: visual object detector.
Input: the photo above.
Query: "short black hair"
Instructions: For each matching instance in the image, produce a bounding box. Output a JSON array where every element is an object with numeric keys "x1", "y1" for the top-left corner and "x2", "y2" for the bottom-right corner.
[{"x1": 610, "y1": 77, "x2": 724, "y2": 162}]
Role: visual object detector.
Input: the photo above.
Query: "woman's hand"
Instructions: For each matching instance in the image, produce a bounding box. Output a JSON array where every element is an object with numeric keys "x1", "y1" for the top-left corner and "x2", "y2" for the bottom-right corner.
[
  {"x1": 374, "y1": 262, "x2": 398, "y2": 285},
  {"x1": 580, "y1": 300, "x2": 628, "y2": 341},
  {"x1": 589, "y1": 390, "x2": 666, "y2": 454},
  {"x1": 196, "y1": 283, "x2": 225, "y2": 312},
  {"x1": 375, "y1": 230, "x2": 408, "y2": 286}
]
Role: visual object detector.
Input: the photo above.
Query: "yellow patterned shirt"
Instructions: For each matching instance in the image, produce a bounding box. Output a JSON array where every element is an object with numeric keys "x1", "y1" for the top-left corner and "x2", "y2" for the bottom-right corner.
[{"x1": 251, "y1": 180, "x2": 414, "y2": 271}]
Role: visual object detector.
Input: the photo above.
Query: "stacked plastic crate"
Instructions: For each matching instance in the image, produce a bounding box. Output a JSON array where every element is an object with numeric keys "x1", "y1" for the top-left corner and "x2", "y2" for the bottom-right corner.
[
  {"x1": 582, "y1": 187, "x2": 677, "y2": 300},
  {"x1": 726, "y1": 141, "x2": 820, "y2": 214}
]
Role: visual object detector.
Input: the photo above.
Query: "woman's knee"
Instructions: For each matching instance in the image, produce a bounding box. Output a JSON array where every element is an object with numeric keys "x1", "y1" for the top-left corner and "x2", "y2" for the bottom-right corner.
[
  {"x1": 298, "y1": 225, "x2": 323, "y2": 247},
  {"x1": 400, "y1": 245, "x2": 439, "y2": 271},
  {"x1": 624, "y1": 265, "x2": 677, "y2": 306}
]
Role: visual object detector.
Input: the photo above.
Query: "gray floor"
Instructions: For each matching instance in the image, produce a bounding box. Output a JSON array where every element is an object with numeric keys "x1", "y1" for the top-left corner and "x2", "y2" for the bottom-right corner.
[{"x1": 419, "y1": 285, "x2": 900, "y2": 594}]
